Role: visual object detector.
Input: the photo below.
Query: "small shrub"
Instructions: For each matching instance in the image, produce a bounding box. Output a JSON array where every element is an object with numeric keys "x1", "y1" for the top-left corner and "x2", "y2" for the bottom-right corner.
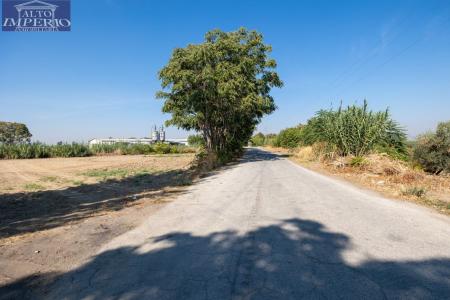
[
  {"x1": 82, "y1": 168, "x2": 131, "y2": 179},
  {"x1": 153, "y1": 142, "x2": 172, "y2": 154},
  {"x1": 72, "y1": 180, "x2": 85, "y2": 186},
  {"x1": 403, "y1": 186, "x2": 426, "y2": 198},
  {"x1": 374, "y1": 144, "x2": 409, "y2": 161},
  {"x1": 350, "y1": 156, "x2": 367, "y2": 167},
  {"x1": 40, "y1": 176, "x2": 58, "y2": 182},
  {"x1": 383, "y1": 167, "x2": 400, "y2": 176},
  {"x1": 23, "y1": 183, "x2": 44, "y2": 191},
  {"x1": 402, "y1": 172, "x2": 423, "y2": 183}
]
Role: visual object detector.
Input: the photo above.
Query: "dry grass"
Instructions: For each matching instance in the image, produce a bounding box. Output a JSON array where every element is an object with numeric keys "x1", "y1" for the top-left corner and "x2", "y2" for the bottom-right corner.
[
  {"x1": 264, "y1": 146, "x2": 450, "y2": 215},
  {"x1": 0, "y1": 154, "x2": 195, "y2": 194},
  {"x1": 0, "y1": 153, "x2": 197, "y2": 242}
]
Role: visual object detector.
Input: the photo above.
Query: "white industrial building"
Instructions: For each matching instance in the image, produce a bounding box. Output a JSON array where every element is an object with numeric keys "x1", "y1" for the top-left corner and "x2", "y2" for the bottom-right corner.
[{"x1": 88, "y1": 126, "x2": 188, "y2": 146}]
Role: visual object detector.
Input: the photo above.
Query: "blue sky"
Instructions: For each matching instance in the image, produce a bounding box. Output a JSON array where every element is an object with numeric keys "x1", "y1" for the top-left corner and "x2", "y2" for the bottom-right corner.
[{"x1": 1, "y1": 0, "x2": 449, "y2": 143}]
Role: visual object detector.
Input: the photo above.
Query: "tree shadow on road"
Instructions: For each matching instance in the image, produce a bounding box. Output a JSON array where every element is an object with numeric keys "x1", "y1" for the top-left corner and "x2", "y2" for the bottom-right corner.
[
  {"x1": 0, "y1": 148, "x2": 283, "y2": 240},
  {"x1": 1, "y1": 218, "x2": 449, "y2": 299},
  {"x1": 0, "y1": 169, "x2": 195, "y2": 239}
]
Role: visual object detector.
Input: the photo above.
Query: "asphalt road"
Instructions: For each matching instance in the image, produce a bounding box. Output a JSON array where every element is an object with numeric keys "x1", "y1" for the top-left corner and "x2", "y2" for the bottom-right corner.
[{"x1": 11, "y1": 148, "x2": 450, "y2": 299}]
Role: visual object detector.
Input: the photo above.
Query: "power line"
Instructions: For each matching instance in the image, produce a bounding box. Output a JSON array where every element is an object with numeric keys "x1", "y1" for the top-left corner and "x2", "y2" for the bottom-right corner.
[
  {"x1": 332, "y1": 14, "x2": 450, "y2": 99},
  {"x1": 327, "y1": 7, "x2": 417, "y2": 92}
]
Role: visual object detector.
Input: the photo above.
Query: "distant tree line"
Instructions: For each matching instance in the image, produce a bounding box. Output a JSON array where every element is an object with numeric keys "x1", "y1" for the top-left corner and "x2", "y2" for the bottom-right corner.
[{"x1": 0, "y1": 142, "x2": 195, "y2": 160}]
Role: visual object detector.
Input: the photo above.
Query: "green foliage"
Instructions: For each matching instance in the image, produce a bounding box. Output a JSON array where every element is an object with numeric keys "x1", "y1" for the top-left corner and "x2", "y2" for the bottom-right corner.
[
  {"x1": 413, "y1": 121, "x2": 450, "y2": 174},
  {"x1": 0, "y1": 142, "x2": 195, "y2": 160},
  {"x1": 263, "y1": 133, "x2": 278, "y2": 146},
  {"x1": 249, "y1": 132, "x2": 278, "y2": 147},
  {"x1": 187, "y1": 134, "x2": 205, "y2": 147},
  {"x1": 302, "y1": 100, "x2": 407, "y2": 156},
  {"x1": 350, "y1": 156, "x2": 367, "y2": 167},
  {"x1": 0, "y1": 143, "x2": 49, "y2": 159},
  {"x1": 90, "y1": 143, "x2": 128, "y2": 155},
  {"x1": 251, "y1": 133, "x2": 265, "y2": 146},
  {"x1": 275, "y1": 126, "x2": 304, "y2": 149},
  {"x1": 82, "y1": 168, "x2": 154, "y2": 181},
  {"x1": 374, "y1": 144, "x2": 409, "y2": 161},
  {"x1": 153, "y1": 142, "x2": 172, "y2": 154},
  {"x1": 23, "y1": 183, "x2": 44, "y2": 191},
  {"x1": 0, "y1": 142, "x2": 90, "y2": 159},
  {"x1": 403, "y1": 186, "x2": 426, "y2": 198},
  {"x1": 0, "y1": 121, "x2": 32, "y2": 144},
  {"x1": 50, "y1": 143, "x2": 91, "y2": 157},
  {"x1": 157, "y1": 27, "x2": 282, "y2": 163}
]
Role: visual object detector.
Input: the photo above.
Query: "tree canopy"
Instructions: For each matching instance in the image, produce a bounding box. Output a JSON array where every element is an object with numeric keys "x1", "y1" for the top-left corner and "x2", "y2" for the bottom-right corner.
[
  {"x1": 157, "y1": 28, "x2": 282, "y2": 161},
  {"x1": 0, "y1": 121, "x2": 32, "y2": 144}
]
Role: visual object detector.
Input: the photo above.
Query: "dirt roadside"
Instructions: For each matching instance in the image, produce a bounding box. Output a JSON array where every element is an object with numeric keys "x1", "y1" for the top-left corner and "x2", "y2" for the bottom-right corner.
[{"x1": 0, "y1": 154, "x2": 195, "y2": 289}]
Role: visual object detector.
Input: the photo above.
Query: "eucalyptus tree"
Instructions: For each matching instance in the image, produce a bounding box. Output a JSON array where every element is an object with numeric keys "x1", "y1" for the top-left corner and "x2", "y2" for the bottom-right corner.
[{"x1": 157, "y1": 28, "x2": 282, "y2": 161}]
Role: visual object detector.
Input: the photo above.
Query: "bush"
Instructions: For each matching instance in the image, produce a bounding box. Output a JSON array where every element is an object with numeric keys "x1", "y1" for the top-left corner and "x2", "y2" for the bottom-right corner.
[
  {"x1": 264, "y1": 133, "x2": 278, "y2": 146},
  {"x1": 374, "y1": 144, "x2": 409, "y2": 161},
  {"x1": 249, "y1": 132, "x2": 278, "y2": 147},
  {"x1": 413, "y1": 121, "x2": 450, "y2": 174},
  {"x1": 153, "y1": 142, "x2": 172, "y2": 154},
  {"x1": 403, "y1": 186, "x2": 426, "y2": 198},
  {"x1": 187, "y1": 134, "x2": 205, "y2": 147},
  {"x1": 350, "y1": 156, "x2": 367, "y2": 167},
  {"x1": 251, "y1": 133, "x2": 265, "y2": 146},
  {"x1": 303, "y1": 100, "x2": 407, "y2": 156},
  {"x1": 276, "y1": 126, "x2": 304, "y2": 149}
]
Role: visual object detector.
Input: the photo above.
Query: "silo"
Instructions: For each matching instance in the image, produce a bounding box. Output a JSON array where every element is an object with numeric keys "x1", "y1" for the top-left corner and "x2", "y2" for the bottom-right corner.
[
  {"x1": 160, "y1": 126, "x2": 165, "y2": 142},
  {"x1": 152, "y1": 125, "x2": 160, "y2": 141}
]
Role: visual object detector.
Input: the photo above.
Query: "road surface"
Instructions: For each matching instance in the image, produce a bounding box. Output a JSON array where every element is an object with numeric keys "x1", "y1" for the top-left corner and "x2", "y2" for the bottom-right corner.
[{"x1": 6, "y1": 148, "x2": 450, "y2": 299}]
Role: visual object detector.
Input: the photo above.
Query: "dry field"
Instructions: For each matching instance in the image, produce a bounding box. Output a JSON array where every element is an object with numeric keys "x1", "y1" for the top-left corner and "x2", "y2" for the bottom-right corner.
[
  {"x1": 264, "y1": 146, "x2": 450, "y2": 215},
  {"x1": 0, "y1": 154, "x2": 196, "y2": 287},
  {"x1": 0, "y1": 154, "x2": 195, "y2": 239},
  {"x1": 0, "y1": 154, "x2": 194, "y2": 194}
]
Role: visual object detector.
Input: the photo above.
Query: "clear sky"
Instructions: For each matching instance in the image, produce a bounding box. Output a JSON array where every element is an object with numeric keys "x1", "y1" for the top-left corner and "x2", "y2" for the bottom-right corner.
[{"x1": 1, "y1": 0, "x2": 449, "y2": 143}]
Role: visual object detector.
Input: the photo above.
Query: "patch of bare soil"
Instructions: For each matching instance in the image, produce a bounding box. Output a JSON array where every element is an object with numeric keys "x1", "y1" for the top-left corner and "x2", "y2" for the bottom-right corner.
[{"x1": 0, "y1": 154, "x2": 195, "y2": 288}]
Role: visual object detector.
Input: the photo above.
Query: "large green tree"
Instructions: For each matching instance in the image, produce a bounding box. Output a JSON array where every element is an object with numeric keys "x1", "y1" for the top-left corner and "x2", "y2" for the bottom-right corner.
[
  {"x1": 0, "y1": 121, "x2": 32, "y2": 144},
  {"x1": 157, "y1": 28, "x2": 282, "y2": 161}
]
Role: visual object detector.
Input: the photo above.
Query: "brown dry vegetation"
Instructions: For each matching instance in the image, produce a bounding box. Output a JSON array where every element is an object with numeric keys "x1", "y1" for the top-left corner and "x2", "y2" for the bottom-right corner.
[
  {"x1": 0, "y1": 154, "x2": 196, "y2": 241},
  {"x1": 264, "y1": 146, "x2": 450, "y2": 215},
  {"x1": 0, "y1": 154, "x2": 199, "y2": 287},
  {"x1": 0, "y1": 154, "x2": 194, "y2": 194}
]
